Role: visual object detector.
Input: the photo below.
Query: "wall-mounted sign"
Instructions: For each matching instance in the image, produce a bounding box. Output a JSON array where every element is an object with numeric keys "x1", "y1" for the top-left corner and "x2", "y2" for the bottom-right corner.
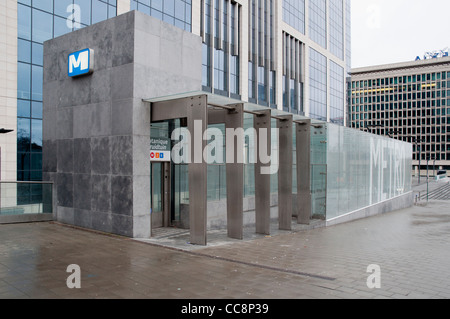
[
  {"x1": 150, "y1": 137, "x2": 171, "y2": 162},
  {"x1": 68, "y1": 48, "x2": 94, "y2": 77}
]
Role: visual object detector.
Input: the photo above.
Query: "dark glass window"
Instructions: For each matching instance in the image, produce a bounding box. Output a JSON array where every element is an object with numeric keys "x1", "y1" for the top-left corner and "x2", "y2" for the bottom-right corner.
[
  {"x1": 17, "y1": 62, "x2": 31, "y2": 100},
  {"x1": 18, "y1": 39, "x2": 31, "y2": 63},
  {"x1": 32, "y1": 9, "x2": 54, "y2": 43},
  {"x1": 230, "y1": 56, "x2": 239, "y2": 95},
  {"x1": 18, "y1": 4, "x2": 32, "y2": 40},
  {"x1": 17, "y1": 100, "x2": 31, "y2": 118}
]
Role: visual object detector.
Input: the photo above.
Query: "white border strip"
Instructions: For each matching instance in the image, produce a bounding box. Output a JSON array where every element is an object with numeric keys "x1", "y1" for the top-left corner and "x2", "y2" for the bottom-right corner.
[{"x1": 326, "y1": 191, "x2": 414, "y2": 223}]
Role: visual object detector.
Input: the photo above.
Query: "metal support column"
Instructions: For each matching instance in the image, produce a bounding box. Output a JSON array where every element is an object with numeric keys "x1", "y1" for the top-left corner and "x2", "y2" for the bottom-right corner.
[
  {"x1": 187, "y1": 95, "x2": 208, "y2": 245},
  {"x1": 254, "y1": 109, "x2": 272, "y2": 235},
  {"x1": 208, "y1": 103, "x2": 245, "y2": 240},
  {"x1": 296, "y1": 119, "x2": 311, "y2": 225},
  {"x1": 225, "y1": 104, "x2": 244, "y2": 239},
  {"x1": 277, "y1": 115, "x2": 293, "y2": 230},
  {"x1": 151, "y1": 95, "x2": 209, "y2": 246}
]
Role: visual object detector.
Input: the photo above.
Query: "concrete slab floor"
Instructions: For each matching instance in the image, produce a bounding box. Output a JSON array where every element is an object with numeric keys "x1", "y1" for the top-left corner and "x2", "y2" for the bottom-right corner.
[{"x1": 1, "y1": 200, "x2": 450, "y2": 299}]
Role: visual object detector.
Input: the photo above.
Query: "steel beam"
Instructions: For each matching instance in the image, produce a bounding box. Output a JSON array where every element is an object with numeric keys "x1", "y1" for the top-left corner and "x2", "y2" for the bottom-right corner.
[{"x1": 151, "y1": 98, "x2": 189, "y2": 122}]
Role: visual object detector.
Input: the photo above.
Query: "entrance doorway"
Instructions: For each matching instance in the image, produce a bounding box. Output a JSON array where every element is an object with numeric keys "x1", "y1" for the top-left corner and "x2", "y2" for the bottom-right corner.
[{"x1": 151, "y1": 162, "x2": 171, "y2": 228}]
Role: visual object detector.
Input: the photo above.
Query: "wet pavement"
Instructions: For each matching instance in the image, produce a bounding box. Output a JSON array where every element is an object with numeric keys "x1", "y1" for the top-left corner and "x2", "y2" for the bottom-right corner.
[{"x1": 1, "y1": 190, "x2": 450, "y2": 299}]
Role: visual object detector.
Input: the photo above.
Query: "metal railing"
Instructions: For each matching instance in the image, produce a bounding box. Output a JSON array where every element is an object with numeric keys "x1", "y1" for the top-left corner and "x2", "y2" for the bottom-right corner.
[{"x1": 0, "y1": 181, "x2": 53, "y2": 220}]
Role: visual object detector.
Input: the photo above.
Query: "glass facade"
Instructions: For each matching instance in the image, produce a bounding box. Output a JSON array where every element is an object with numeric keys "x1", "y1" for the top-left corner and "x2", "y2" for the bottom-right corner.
[
  {"x1": 345, "y1": 0, "x2": 351, "y2": 74},
  {"x1": 308, "y1": 0, "x2": 327, "y2": 49},
  {"x1": 326, "y1": 125, "x2": 412, "y2": 220},
  {"x1": 282, "y1": 32, "x2": 303, "y2": 115},
  {"x1": 330, "y1": 61, "x2": 345, "y2": 125},
  {"x1": 0, "y1": 182, "x2": 53, "y2": 215},
  {"x1": 280, "y1": 0, "x2": 349, "y2": 123},
  {"x1": 350, "y1": 70, "x2": 450, "y2": 168},
  {"x1": 282, "y1": 0, "x2": 305, "y2": 34},
  {"x1": 309, "y1": 48, "x2": 327, "y2": 121},
  {"x1": 247, "y1": 0, "x2": 275, "y2": 107},
  {"x1": 202, "y1": 0, "x2": 240, "y2": 98},
  {"x1": 310, "y1": 124, "x2": 327, "y2": 219},
  {"x1": 329, "y1": 0, "x2": 344, "y2": 60},
  {"x1": 17, "y1": 0, "x2": 117, "y2": 181},
  {"x1": 150, "y1": 100, "x2": 412, "y2": 224},
  {"x1": 130, "y1": 0, "x2": 192, "y2": 32}
]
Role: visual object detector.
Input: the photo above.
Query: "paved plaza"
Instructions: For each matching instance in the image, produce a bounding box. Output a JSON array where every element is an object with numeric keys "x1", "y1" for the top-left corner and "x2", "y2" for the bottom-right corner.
[{"x1": 1, "y1": 181, "x2": 450, "y2": 299}]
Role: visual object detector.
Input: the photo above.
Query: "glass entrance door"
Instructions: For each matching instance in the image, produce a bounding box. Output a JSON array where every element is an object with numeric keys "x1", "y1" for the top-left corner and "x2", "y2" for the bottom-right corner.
[
  {"x1": 151, "y1": 162, "x2": 171, "y2": 229},
  {"x1": 152, "y1": 162, "x2": 163, "y2": 212}
]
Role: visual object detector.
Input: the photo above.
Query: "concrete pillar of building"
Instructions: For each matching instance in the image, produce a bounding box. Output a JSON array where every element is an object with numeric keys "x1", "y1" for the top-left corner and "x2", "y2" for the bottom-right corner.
[
  {"x1": 117, "y1": 0, "x2": 131, "y2": 15},
  {"x1": 0, "y1": 0, "x2": 18, "y2": 182}
]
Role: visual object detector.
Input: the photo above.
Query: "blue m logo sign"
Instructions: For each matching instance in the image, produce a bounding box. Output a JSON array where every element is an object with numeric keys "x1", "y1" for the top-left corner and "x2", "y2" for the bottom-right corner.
[{"x1": 68, "y1": 48, "x2": 94, "y2": 77}]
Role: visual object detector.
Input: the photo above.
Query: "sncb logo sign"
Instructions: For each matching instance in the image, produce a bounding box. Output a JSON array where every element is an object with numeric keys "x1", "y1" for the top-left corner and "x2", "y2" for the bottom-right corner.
[
  {"x1": 68, "y1": 48, "x2": 94, "y2": 77},
  {"x1": 150, "y1": 152, "x2": 165, "y2": 160},
  {"x1": 150, "y1": 151, "x2": 171, "y2": 162}
]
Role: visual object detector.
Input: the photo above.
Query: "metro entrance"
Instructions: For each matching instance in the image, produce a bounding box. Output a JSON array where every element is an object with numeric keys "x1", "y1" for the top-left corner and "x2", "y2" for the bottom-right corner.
[{"x1": 147, "y1": 93, "x2": 313, "y2": 246}]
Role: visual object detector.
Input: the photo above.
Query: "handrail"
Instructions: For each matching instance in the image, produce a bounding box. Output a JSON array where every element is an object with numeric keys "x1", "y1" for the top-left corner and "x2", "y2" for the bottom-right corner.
[{"x1": 0, "y1": 181, "x2": 54, "y2": 185}]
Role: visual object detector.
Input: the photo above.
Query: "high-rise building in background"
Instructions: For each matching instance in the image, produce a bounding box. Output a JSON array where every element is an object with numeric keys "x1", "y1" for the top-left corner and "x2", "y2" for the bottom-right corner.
[
  {"x1": 1, "y1": 0, "x2": 351, "y2": 182},
  {"x1": 350, "y1": 56, "x2": 450, "y2": 172}
]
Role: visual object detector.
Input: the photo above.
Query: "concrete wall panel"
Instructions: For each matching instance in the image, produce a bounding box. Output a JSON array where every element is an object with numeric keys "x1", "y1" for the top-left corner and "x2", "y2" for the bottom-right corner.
[{"x1": 43, "y1": 11, "x2": 202, "y2": 238}]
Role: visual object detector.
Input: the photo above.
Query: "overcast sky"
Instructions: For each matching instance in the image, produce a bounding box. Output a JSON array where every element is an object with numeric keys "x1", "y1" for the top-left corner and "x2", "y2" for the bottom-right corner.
[{"x1": 351, "y1": 0, "x2": 450, "y2": 68}]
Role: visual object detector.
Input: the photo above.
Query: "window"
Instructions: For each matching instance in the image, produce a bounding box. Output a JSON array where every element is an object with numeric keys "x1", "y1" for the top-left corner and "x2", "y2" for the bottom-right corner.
[
  {"x1": 283, "y1": 0, "x2": 305, "y2": 34},
  {"x1": 309, "y1": 49, "x2": 327, "y2": 121},
  {"x1": 330, "y1": 61, "x2": 344, "y2": 125},
  {"x1": 130, "y1": 0, "x2": 192, "y2": 32},
  {"x1": 329, "y1": 0, "x2": 344, "y2": 59},
  {"x1": 309, "y1": 0, "x2": 327, "y2": 48}
]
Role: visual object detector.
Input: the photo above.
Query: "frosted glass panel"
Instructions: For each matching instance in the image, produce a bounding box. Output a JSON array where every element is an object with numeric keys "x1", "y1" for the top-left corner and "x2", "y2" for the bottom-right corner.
[
  {"x1": 325, "y1": 124, "x2": 413, "y2": 220},
  {"x1": 311, "y1": 124, "x2": 327, "y2": 219}
]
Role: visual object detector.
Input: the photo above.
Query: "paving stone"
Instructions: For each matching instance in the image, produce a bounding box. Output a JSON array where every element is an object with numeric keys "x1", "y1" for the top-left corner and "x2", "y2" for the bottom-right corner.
[{"x1": 1, "y1": 198, "x2": 450, "y2": 300}]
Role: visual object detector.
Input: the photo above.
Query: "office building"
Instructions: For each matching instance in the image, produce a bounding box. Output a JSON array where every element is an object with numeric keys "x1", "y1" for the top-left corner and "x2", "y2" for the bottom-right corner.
[{"x1": 350, "y1": 56, "x2": 450, "y2": 172}]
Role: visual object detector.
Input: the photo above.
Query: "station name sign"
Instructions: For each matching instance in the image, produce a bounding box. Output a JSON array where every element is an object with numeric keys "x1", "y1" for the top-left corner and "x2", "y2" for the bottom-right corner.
[{"x1": 68, "y1": 48, "x2": 94, "y2": 77}]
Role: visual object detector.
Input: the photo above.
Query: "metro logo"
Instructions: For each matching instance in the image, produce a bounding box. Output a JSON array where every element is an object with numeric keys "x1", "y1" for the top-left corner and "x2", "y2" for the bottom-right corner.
[{"x1": 68, "y1": 48, "x2": 94, "y2": 77}]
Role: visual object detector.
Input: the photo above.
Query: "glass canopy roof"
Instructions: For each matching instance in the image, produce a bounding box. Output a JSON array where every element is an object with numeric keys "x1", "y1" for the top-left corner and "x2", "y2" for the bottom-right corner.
[{"x1": 143, "y1": 91, "x2": 325, "y2": 125}]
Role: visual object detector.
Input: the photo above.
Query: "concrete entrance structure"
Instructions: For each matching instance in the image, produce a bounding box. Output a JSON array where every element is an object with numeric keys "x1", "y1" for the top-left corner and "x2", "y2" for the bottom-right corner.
[
  {"x1": 43, "y1": 11, "x2": 202, "y2": 239},
  {"x1": 43, "y1": 11, "x2": 314, "y2": 244},
  {"x1": 43, "y1": 11, "x2": 413, "y2": 246}
]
